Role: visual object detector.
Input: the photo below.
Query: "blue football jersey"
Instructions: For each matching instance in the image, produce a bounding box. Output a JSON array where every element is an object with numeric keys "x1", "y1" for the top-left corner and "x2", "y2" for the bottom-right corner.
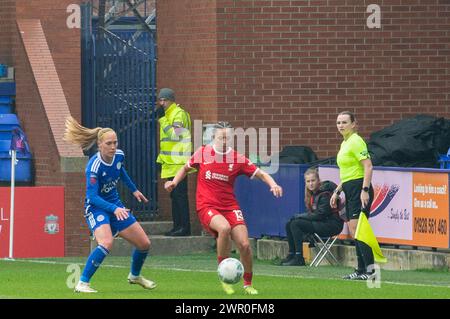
[{"x1": 84, "y1": 149, "x2": 137, "y2": 213}]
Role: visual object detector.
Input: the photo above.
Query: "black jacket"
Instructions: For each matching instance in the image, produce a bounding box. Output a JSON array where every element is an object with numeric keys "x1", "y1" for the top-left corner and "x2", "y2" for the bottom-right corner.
[{"x1": 295, "y1": 181, "x2": 343, "y2": 224}]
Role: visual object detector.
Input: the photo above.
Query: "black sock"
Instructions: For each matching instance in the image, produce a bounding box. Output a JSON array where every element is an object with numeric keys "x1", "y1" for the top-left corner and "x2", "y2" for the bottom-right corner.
[
  {"x1": 358, "y1": 241, "x2": 375, "y2": 273},
  {"x1": 354, "y1": 240, "x2": 365, "y2": 273}
]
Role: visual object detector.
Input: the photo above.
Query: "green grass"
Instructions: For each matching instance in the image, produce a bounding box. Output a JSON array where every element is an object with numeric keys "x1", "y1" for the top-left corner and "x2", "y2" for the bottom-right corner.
[{"x1": 0, "y1": 253, "x2": 449, "y2": 299}]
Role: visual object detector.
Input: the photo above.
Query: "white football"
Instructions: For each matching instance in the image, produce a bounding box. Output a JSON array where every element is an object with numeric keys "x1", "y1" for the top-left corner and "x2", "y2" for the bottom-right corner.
[{"x1": 217, "y1": 257, "x2": 244, "y2": 284}]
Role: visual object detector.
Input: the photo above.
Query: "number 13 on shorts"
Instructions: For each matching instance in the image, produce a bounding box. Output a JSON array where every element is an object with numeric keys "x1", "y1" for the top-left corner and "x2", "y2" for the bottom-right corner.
[{"x1": 233, "y1": 210, "x2": 244, "y2": 221}]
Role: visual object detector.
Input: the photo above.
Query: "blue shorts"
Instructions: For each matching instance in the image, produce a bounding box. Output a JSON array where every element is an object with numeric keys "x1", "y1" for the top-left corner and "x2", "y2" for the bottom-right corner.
[{"x1": 84, "y1": 204, "x2": 137, "y2": 237}]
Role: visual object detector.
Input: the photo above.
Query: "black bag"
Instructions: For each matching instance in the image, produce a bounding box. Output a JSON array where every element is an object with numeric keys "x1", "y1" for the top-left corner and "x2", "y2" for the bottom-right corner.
[
  {"x1": 279, "y1": 146, "x2": 318, "y2": 164},
  {"x1": 368, "y1": 114, "x2": 450, "y2": 168}
]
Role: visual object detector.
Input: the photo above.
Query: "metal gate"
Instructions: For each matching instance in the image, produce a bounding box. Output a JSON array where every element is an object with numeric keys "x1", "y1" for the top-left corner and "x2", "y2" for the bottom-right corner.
[{"x1": 81, "y1": 2, "x2": 158, "y2": 220}]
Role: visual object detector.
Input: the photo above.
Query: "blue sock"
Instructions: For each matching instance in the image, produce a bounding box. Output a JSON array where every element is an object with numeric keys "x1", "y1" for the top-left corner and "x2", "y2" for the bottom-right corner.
[
  {"x1": 131, "y1": 248, "x2": 149, "y2": 276},
  {"x1": 80, "y1": 245, "x2": 109, "y2": 283}
]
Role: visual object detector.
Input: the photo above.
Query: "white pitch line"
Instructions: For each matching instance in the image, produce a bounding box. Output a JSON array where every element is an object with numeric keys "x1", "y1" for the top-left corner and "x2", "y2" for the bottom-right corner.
[{"x1": 3, "y1": 258, "x2": 450, "y2": 290}]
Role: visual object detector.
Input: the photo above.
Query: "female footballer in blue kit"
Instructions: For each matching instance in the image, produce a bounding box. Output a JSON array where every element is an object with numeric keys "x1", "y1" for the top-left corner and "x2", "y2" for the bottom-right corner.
[{"x1": 64, "y1": 117, "x2": 156, "y2": 293}]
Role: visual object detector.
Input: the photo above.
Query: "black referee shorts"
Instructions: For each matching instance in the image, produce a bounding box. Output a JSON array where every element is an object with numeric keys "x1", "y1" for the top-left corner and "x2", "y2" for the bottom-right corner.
[{"x1": 342, "y1": 178, "x2": 374, "y2": 220}]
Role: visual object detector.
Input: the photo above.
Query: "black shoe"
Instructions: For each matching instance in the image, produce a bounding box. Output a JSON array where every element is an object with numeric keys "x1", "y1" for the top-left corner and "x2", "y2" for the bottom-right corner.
[
  {"x1": 171, "y1": 228, "x2": 191, "y2": 237},
  {"x1": 281, "y1": 255, "x2": 305, "y2": 266},
  {"x1": 280, "y1": 254, "x2": 295, "y2": 264}
]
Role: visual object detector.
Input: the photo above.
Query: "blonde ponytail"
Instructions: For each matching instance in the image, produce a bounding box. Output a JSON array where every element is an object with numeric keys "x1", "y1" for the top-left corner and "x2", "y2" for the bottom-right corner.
[{"x1": 64, "y1": 116, "x2": 114, "y2": 151}]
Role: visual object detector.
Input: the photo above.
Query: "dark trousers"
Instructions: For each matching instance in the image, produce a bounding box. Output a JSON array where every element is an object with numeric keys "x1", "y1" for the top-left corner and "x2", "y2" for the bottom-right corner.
[
  {"x1": 168, "y1": 177, "x2": 191, "y2": 232},
  {"x1": 286, "y1": 217, "x2": 343, "y2": 257}
]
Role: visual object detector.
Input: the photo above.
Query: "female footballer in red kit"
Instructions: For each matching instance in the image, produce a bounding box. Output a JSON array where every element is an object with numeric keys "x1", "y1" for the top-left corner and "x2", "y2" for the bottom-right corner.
[{"x1": 165, "y1": 122, "x2": 283, "y2": 295}]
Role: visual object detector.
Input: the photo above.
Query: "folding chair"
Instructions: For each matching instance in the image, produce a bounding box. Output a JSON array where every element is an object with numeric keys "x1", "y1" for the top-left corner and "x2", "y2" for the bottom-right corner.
[{"x1": 309, "y1": 233, "x2": 339, "y2": 267}]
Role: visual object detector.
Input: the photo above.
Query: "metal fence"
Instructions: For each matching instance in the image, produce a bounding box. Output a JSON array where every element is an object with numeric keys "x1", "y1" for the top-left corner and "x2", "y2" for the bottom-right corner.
[{"x1": 81, "y1": 3, "x2": 158, "y2": 220}]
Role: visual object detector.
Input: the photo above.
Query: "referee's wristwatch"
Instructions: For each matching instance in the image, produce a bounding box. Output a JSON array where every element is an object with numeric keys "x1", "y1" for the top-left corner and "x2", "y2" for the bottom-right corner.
[{"x1": 362, "y1": 186, "x2": 369, "y2": 192}]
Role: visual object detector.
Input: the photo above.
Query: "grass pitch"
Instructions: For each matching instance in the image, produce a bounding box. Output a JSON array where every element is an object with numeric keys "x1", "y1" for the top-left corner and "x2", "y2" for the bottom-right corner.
[{"x1": 0, "y1": 253, "x2": 449, "y2": 299}]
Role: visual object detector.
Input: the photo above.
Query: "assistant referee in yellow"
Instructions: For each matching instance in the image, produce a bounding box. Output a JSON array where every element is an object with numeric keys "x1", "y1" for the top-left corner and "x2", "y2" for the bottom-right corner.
[{"x1": 330, "y1": 111, "x2": 375, "y2": 280}]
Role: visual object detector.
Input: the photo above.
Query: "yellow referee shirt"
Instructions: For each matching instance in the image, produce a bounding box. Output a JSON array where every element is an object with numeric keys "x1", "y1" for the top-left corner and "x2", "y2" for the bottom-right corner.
[{"x1": 336, "y1": 133, "x2": 370, "y2": 183}]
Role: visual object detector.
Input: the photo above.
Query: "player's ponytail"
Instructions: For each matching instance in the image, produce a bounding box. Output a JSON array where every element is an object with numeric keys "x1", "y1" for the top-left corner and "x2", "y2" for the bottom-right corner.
[{"x1": 64, "y1": 116, "x2": 114, "y2": 151}]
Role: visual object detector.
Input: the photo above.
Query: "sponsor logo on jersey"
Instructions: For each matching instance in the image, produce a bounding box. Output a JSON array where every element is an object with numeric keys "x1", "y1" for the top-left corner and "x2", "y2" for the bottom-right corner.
[
  {"x1": 101, "y1": 178, "x2": 120, "y2": 193},
  {"x1": 205, "y1": 170, "x2": 229, "y2": 182}
]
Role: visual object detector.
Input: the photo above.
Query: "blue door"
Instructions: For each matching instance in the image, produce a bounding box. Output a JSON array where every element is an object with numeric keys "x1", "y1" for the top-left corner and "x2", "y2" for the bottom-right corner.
[{"x1": 81, "y1": 4, "x2": 158, "y2": 220}]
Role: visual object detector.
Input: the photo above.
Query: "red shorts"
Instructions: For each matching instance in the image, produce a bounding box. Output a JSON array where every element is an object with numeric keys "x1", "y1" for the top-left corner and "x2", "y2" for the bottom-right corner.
[{"x1": 197, "y1": 207, "x2": 246, "y2": 237}]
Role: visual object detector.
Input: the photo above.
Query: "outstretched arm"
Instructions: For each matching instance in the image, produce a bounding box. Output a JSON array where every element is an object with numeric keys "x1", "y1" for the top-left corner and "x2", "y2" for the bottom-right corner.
[
  {"x1": 254, "y1": 169, "x2": 283, "y2": 198},
  {"x1": 164, "y1": 163, "x2": 194, "y2": 192}
]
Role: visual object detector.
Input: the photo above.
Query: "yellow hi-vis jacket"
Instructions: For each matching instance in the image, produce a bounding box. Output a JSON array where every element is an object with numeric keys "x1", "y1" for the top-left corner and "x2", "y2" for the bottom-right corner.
[{"x1": 157, "y1": 103, "x2": 192, "y2": 178}]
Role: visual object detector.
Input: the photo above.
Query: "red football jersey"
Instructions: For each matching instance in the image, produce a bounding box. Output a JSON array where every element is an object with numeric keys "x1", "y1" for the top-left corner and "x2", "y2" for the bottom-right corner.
[{"x1": 188, "y1": 145, "x2": 259, "y2": 211}]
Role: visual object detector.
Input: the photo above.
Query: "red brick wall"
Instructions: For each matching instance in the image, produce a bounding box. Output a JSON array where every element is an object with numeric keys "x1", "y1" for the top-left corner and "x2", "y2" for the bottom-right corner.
[
  {"x1": 0, "y1": 0, "x2": 15, "y2": 65},
  {"x1": 156, "y1": 0, "x2": 219, "y2": 122},
  {"x1": 216, "y1": 0, "x2": 450, "y2": 158},
  {"x1": 16, "y1": 0, "x2": 82, "y2": 120}
]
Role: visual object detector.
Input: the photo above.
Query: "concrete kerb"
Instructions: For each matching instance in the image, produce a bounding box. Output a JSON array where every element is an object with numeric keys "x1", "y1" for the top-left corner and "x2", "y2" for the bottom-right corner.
[{"x1": 256, "y1": 238, "x2": 450, "y2": 271}]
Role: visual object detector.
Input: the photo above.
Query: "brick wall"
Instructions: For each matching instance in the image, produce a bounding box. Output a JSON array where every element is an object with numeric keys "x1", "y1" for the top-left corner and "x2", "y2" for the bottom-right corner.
[
  {"x1": 0, "y1": 0, "x2": 15, "y2": 65},
  {"x1": 216, "y1": 0, "x2": 450, "y2": 158},
  {"x1": 156, "y1": 0, "x2": 219, "y2": 122},
  {"x1": 16, "y1": 0, "x2": 83, "y2": 119}
]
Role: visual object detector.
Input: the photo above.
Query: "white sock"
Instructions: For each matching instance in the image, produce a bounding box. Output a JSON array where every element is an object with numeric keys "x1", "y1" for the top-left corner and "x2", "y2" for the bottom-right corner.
[{"x1": 129, "y1": 273, "x2": 139, "y2": 280}]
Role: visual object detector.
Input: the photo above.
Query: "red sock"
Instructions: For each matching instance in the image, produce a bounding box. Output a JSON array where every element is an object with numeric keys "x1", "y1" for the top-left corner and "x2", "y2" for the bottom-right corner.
[
  {"x1": 217, "y1": 256, "x2": 228, "y2": 265},
  {"x1": 243, "y1": 272, "x2": 253, "y2": 286}
]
